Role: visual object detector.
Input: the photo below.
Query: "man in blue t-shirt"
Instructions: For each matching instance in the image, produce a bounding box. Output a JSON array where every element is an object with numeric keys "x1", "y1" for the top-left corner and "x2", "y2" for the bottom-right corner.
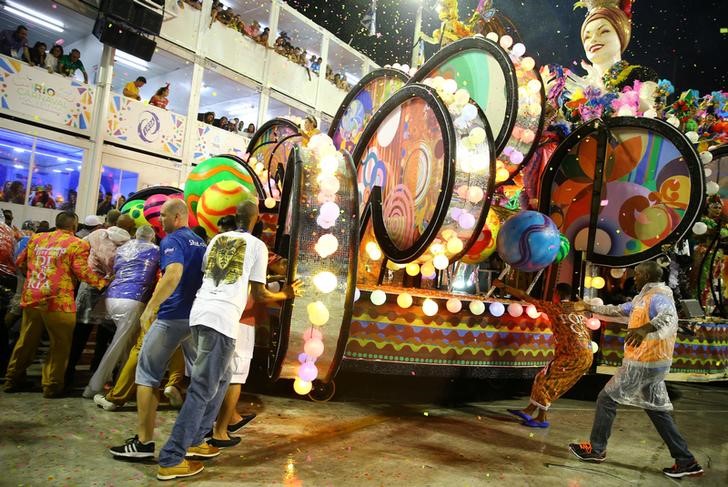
[{"x1": 110, "y1": 198, "x2": 207, "y2": 460}]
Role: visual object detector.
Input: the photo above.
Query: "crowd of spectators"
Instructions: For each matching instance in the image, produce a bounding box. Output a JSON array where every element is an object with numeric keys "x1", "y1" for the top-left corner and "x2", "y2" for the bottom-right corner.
[
  {"x1": 0, "y1": 25, "x2": 88, "y2": 83},
  {"x1": 197, "y1": 111, "x2": 256, "y2": 135}
]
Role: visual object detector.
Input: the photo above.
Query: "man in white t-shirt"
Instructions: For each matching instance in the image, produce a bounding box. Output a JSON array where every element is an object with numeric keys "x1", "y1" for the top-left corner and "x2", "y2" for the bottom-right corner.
[{"x1": 156, "y1": 200, "x2": 299, "y2": 480}]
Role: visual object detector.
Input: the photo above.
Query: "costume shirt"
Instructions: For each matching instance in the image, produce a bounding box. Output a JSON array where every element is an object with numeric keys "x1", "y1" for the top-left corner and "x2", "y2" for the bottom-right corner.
[
  {"x1": 157, "y1": 227, "x2": 206, "y2": 320},
  {"x1": 18, "y1": 229, "x2": 107, "y2": 312},
  {"x1": 106, "y1": 240, "x2": 160, "y2": 302},
  {"x1": 189, "y1": 231, "x2": 267, "y2": 338}
]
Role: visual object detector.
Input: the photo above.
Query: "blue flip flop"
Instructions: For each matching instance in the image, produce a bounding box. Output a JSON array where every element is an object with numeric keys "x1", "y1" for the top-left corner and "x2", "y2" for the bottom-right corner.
[
  {"x1": 507, "y1": 409, "x2": 533, "y2": 422},
  {"x1": 522, "y1": 418, "x2": 550, "y2": 428}
]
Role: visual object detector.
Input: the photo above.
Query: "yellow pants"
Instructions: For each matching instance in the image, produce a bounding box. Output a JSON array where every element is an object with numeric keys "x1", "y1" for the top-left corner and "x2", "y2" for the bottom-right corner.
[
  {"x1": 5, "y1": 307, "x2": 76, "y2": 394},
  {"x1": 105, "y1": 326, "x2": 185, "y2": 405}
]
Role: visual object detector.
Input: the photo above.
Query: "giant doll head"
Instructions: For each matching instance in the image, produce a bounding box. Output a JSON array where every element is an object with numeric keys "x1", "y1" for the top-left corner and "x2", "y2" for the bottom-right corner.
[{"x1": 579, "y1": 1, "x2": 632, "y2": 64}]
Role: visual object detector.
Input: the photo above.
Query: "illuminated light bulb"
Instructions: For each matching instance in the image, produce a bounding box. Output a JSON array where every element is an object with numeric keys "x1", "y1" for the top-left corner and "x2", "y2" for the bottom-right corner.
[
  {"x1": 469, "y1": 300, "x2": 485, "y2": 315},
  {"x1": 496, "y1": 167, "x2": 510, "y2": 182},
  {"x1": 521, "y1": 57, "x2": 535, "y2": 71},
  {"x1": 433, "y1": 254, "x2": 449, "y2": 270},
  {"x1": 589, "y1": 297, "x2": 604, "y2": 306},
  {"x1": 446, "y1": 237, "x2": 463, "y2": 255},
  {"x1": 422, "y1": 298, "x2": 439, "y2": 316},
  {"x1": 293, "y1": 378, "x2": 313, "y2": 395},
  {"x1": 584, "y1": 276, "x2": 593, "y2": 288},
  {"x1": 264, "y1": 197, "x2": 276, "y2": 209},
  {"x1": 307, "y1": 301, "x2": 330, "y2": 326},
  {"x1": 442, "y1": 229, "x2": 456, "y2": 240},
  {"x1": 366, "y1": 241, "x2": 382, "y2": 260},
  {"x1": 499, "y1": 35, "x2": 513, "y2": 49},
  {"x1": 446, "y1": 299, "x2": 462, "y2": 313},
  {"x1": 397, "y1": 293, "x2": 413, "y2": 309},
  {"x1": 489, "y1": 302, "x2": 505, "y2": 317},
  {"x1": 320, "y1": 155, "x2": 339, "y2": 174},
  {"x1": 458, "y1": 212, "x2": 476, "y2": 229},
  {"x1": 421, "y1": 262, "x2": 436, "y2": 277},
  {"x1": 304, "y1": 338, "x2": 324, "y2": 358},
  {"x1": 405, "y1": 262, "x2": 421, "y2": 276},
  {"x1": 529, "y1": 103, "x2": 542, "y2": 116},
  {"x1": 526, "y1": 304, "x2": 540, "y2": 319},
  {"x1": 320, "y1": 201, "x2": 340, "y2": 221},
  {"x1": 318, "y1": 174, "x2": 340, "y2": 194},
  {"x1": 590, "y1": 341, "x2": 599, "y2": 354},
  {"x1": 527, "y1": 79, "x2": 542, "y2": 93},
  {"x1": 354, "y1": 288, "x2": 361, "y2": 301},
  {"x1": 298, "y1": 362, "x2": 318, "y2": 382},
  {"x1": 610, "y1": 268, "x2": 626, "y2": 279},
  {"x1": 592, "y1": 276, "x2": 605, "y2": 289},
  {"x1": 507, "y1": 303, "x2": 523, "y2": 317},
  {"x1": 485, "y1": 32, "x2": 499, "y2": 42},
  {"x1": 467, "y1": 186, "x2": 484, "y2": 203},
  {"x1": 430, "y1": 242, "x2": 445, "y2": 255},
  {"x1": 370, "y1": 290, "x2": 387, "y2": 305},
  {"x1": 511, "y1": 42, "x2": 526, "y2": 57},
  {"x1": 586, "y1": 317, "x2": 601, "y2": 331},
  {"x1": 468, "y1": 126, "x2": 486, "y2": 145},
  {"x1": 454, "y1": 88, "x2": 470, "y2": 105},
  {"x1": 255, "y1": 162, "x2": 264, "y2": 173},
  {"x1": 313, "y1": 271, "x2": 337, "y2": 294},
  {"x1": 315, "y1": 234, "x2": 338, "y2": 258}
]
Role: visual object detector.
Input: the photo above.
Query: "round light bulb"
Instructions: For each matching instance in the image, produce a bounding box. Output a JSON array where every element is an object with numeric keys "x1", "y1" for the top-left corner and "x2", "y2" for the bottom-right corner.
[
  {"x1": 313, "y1": 271, "x2": 337, "y2": 294},
  {"x1": 370, "y1": 289, "x2": 387, "y2": 305},
  {"x1": 397, "y1": 293, "x2": 413, "y2": 309},
  {"x1": 422, "y1": 298, "x2": 439, "y2": 316},
  {"x1": 405, "y1": 262, "x2": 421, "y2": 276},
  {"x1": 307, "y1": 301, "x2": 330, "y2": 326},
  {"x1": 446, "y1": 299, "x2": 462, "y2": 313},
  {"x1": 526, "y1": 304, "x2": 540, "y2": 319},
  {"x1": 293, "y1": 378, "x2": 313, "y2": 395},
  {"x1": 433, "y1": 254, "x2": 449, "y2": 270},
  {"x1": 469, "y1": 300, "x2": 485, "y2": 315},
  {"x1": 586, "y1": 318, "x2": 601, "y2": 331}
]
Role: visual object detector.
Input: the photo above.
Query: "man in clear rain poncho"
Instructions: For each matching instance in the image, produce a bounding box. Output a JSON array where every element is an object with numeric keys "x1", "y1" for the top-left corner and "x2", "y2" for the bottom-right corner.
[{"x1": 568, "y1": 261, "x2": 703, "y2": 479}]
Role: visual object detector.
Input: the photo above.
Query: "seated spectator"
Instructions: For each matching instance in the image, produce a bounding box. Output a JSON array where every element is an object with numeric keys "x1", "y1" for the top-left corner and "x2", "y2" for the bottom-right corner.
[
  {"x1": 1, "y1": 181, "x2": 25, "y2": 204},
  {"x1": 30, "y1": 186, "x2": 56, "y2": 209},
  {"x1": 0, "y1": 25, "x2": 29, "y2": 61},
  {"x1": 256, "y1": 27, "x2": 270, "y2": 45},
  {"x1": 28, "y1": 42, "x2": 47, "y2": 68},
  {"x1": 45, "y1": 44, "x2": 63, "y2": 74},
  {"x1": 214, "y1": 116, "x2": 230, "y2": 130},
  {"x1": 123, "y1": 76, "x2": 146, "y2": 101},
  {"x1": 244, "y1": 123, "x2": 256, "y2": 135},
  {"x1": 59, "y1": 49, "x2": 88, "y2": 83},
  {"x1": 203, "y1": 111, "x2": 215, "y2": 124},
  {"x1": 333, "y1": 73, "x2": 342, "y2": 87},
  {"x1": 245, "y1": 20, "x2": 260, "y2": 38},
  {"x1": 325, "y1": 64, "x2": 334, "y2": 81},
  {"x1": 149, "y1": 84, "x2": 170, "y2": 109}
]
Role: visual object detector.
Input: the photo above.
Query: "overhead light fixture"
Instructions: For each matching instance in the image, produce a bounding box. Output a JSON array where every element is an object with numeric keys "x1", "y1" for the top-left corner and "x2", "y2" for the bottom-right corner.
[
  {"x1": 57, "y1": 157, "x2": 67, "y2": 162},
  {"x1": 115, "y1": 50, "x2": 149, "y2": 71},
  {"x1": 13, "y1": 164, "x2": 24, "y2": 169},
  {"x1": 4, "y1": 1, "x2": 65, "y2": 33}
]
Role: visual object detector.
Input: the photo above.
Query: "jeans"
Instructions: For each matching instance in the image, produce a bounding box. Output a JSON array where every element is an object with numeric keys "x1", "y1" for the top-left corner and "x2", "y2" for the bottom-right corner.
[
  {"x1": 136, "y1": 319, "x2": 195, "y2": 388},
  {"x1": 159, "y1": 325, "x2": 235, "y2": 467},
  {"x1": 590, "y1": 389, "x2": 695, "y2": 466}
]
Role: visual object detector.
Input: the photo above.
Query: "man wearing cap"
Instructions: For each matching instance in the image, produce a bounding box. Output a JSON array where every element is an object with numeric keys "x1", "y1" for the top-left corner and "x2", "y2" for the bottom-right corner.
[
  {"x1": 77, "y1": 215, "x2": 104, "y2": 239},
  {"x1": 4, "y1": 212, "x2": 108, "y2": 397}
]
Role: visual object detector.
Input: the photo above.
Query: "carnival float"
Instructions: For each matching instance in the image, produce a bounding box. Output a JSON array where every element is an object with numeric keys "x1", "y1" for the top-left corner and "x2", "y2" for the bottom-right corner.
[{"x1": 124, "y1": 0, "x2": 728, "y2": 399}]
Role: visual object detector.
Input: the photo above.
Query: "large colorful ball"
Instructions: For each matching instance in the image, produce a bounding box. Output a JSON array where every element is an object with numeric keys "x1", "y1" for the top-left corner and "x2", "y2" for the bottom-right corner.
[
  {"x1": 461, "y1": 210, "x2": 500, "y2": 264},
  {"x1": 143, "y1": 194, "x2": 169, "y2": 237},
  {"x1": 168, "y1": 193, "x2": 198, "y2": 227},
  {"x1": 496, "y1": 211, "x2": 561, "y2": 272},
  {"x1": 197, "y1": 180, "x2": 256, "y2": 236},
  {"x1": 555, "y1": 234, "x2": 571, "y2": 263},
  {"x1": 120, "y1": 199, "x2": 144, "y2": 215},
  {"x1": 127, "y1": 200, "x2": 149, "y2": 228},
  {"x1": 185, "y1": 157, "x2": 257, "y2": 214}
]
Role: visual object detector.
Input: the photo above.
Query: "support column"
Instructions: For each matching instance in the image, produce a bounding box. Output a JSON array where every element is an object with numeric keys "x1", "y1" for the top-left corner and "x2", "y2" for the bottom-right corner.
[
  {"x1": 314, "y1": 35, "x2": 330, "y2": 109},
  {"x1": 76, "y1": 45, "x2": 114, "y2": 219},
  {"x1": 256, "y1": 0, "x2": 280, "y2": 127}
]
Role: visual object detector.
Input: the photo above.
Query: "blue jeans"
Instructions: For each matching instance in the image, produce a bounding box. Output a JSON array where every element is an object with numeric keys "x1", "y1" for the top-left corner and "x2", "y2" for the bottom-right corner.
[
  {"x1": 136, "y1": 319, "x2": 195, "y2": 388},
  {"x1": 159, "y1": 325, "x2": 235, "y2": 467},
  {"x1": 590, "y1": 389, "x2": 695, "y2": 466}
]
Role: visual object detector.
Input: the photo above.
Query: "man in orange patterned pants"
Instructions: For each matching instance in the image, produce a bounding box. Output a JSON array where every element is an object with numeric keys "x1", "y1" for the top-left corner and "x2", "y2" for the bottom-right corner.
[{"x1": 495, "y1": 281, "x2": 593, "y2": 428}]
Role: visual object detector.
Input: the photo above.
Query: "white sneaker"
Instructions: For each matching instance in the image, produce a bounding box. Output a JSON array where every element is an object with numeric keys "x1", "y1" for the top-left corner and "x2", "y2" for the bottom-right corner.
[
  {"x1": 164, "y1": 386, "x2": 183, "y2": 409},
  {"x1": 94, "y1": 394, "x2": 120, "y2": 411}
]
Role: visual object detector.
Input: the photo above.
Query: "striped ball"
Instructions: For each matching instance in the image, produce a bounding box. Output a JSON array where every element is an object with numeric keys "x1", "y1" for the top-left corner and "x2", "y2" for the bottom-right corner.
[
  {"x1": 496, "y1": 211, "x2": 560, "y2": 272},
  {"x1": 555, "y1": 234, "x2": 571, "y2": 263},
  {"x1": 197, "y1": 180, "x2": 256, "y2": 237},
  {"x1": 185, "y1": 157, "x2": 257, "y2": 214},
  {"x1": 143, "y1": 194, "x2": 169, "y2": 237}
]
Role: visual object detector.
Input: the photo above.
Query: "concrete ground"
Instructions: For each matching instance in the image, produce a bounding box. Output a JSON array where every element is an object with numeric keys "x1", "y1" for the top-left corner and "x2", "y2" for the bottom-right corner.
[{"x1": 0, "y1": 372, "x2": 725, "y2": 486}]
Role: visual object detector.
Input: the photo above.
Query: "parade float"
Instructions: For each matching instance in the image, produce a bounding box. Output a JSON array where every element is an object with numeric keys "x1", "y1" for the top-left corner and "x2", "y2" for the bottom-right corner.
[{"x1": 129, "y1": 0, "x2": 727, "y2": 399}]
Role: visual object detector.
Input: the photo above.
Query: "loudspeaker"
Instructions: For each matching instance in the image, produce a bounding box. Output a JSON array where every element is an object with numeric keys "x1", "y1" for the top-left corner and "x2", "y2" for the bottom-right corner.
[
  {"x1": 678, "y1": 299, "x2": 705, "y2": 319},
  {"x1": 93, "y1": 17, "x2": 157, "y2": 62},
  {"x1": 100, "y1": 0, "x2": 163, "y2": 36}
]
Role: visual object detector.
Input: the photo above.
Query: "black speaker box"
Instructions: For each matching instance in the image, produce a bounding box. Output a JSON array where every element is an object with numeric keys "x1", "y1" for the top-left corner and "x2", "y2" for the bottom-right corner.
[
  {"x1": 93, "y1": 17, "x2": 157, "y2": 62},
  {"x1": 100, "y1": 0, "x2": 163, "y2": 36}
]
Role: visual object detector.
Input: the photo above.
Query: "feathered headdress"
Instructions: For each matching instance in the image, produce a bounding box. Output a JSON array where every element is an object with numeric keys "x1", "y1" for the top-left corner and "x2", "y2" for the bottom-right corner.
[{"x1": 575, "y1": 0, "x2": 633, "y2": 52}]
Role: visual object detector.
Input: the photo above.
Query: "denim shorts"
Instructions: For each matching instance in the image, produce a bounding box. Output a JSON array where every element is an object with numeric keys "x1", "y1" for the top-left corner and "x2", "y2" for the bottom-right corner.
[{"x1": 136, "y1": 318, "x2": 194, "y2": 388}]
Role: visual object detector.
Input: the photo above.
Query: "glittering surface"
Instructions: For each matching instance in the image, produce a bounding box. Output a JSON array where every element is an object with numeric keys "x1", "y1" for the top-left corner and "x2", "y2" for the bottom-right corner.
[
  {"x1": 0, "y1": 377, "x2": 725, "y2": 485},
  {"x1": 285, "y1": 0, "x2": 726, "y2": 93}
]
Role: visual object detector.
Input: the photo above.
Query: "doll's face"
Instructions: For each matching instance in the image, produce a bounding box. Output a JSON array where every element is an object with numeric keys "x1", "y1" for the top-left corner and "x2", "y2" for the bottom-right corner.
[{"x1": 582, "y1": 18, "x2": 621, "y2": 65}]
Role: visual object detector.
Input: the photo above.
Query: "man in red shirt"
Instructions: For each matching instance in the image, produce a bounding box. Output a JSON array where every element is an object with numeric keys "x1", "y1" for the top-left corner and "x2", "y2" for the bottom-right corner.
[{"x1": 4, "y1": 211, "x2": 108, "y2": 397}]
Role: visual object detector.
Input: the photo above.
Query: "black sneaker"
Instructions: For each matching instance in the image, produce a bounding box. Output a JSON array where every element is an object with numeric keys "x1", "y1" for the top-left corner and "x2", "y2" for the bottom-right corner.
[
  {"x1": 663, "y1": 462, "x2": 704, "y2": 478},
  {"x1": 227, "y1": 413, "x2": 256, "y2": 433},
  {"x1": 109, "y1": 435, "x2": 155, "y2": 459},
  {"x1": 569, "y1": 442, "x2": 606, "y2": 462}
]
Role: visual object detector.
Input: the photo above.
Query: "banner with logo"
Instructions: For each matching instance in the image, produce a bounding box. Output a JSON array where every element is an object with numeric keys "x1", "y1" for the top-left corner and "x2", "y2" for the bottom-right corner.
[
  {"x1": 0, "y1": 54, "x2": 95, "y2": 134},
  {"x1": 192, "y1": 122, "x2": 250, "y2": 164},
  {"x1": 107, "y1": 94, "x2": 186, "y2": 157}
]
